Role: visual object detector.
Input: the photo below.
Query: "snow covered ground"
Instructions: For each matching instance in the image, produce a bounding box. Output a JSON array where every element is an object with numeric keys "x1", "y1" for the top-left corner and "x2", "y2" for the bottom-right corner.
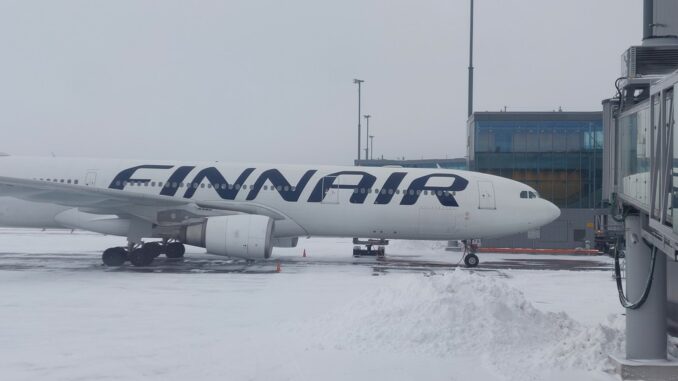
[{"x1": 0, "y1": 229, "x2": 626, "y2": 380}]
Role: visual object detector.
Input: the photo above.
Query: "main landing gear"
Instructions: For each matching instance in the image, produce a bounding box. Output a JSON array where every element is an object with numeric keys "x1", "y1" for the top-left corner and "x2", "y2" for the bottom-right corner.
[{"x1": 101, "y1": 241, "x2": 186, "y2": 267}]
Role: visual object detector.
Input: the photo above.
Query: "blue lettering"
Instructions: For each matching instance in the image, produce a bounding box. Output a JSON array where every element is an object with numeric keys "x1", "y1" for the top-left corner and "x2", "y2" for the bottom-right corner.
[{"x1": 401, "y1": 174, "x2": 468, "y2": 207}]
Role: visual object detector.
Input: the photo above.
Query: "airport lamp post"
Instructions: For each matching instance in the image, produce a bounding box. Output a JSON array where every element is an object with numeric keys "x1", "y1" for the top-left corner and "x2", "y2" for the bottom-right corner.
[
  {"x1": 363, "y1": 114, "x2": 371, "y2": 160},
  {"x1": 467, "y1": 0, "x2": 474, "y2": 117},
  {"x1": 353, "y1": 79, "x2": 364, "y2": 164},
  {"x1": 369, "y1": 135, "x2": 374, "y2": 160}
]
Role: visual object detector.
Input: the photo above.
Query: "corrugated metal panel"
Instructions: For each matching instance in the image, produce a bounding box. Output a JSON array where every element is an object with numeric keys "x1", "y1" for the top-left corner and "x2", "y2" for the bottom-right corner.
[{"x1": 623, "y1": 46, "x2": 678, "y2": 77}]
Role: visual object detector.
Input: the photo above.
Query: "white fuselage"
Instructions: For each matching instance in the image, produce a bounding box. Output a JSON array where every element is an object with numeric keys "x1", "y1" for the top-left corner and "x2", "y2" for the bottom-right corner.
[{"x1": 0, "y1": 156, "x2": 560, "y2": 241}]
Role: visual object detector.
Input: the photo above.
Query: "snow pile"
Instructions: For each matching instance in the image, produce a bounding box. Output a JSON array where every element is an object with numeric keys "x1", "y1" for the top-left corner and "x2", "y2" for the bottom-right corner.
[{"x1": 309, "y1": 270, "x2": 623, "y2": 380}]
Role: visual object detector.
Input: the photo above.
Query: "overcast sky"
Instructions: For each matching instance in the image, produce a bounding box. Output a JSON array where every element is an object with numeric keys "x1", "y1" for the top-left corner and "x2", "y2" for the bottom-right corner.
[{"x1": 0, "y1": 0, "x2": 639, "y2": 165}]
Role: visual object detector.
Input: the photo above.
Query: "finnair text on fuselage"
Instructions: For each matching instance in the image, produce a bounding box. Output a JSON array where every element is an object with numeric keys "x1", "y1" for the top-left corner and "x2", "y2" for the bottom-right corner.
[{"x1": 109, "y1": 165, "x2": 469, "y2": 207}]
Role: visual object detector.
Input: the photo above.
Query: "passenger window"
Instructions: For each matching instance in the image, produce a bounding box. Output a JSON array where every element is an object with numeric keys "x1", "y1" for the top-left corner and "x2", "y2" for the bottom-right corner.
[
  {"x1": 201, "y1": 183, "x2": 205, "y2": 188},
  {"x1": 291, "y1": 186, "x2": 296, "y2": 192},
  {"x1": 276, "y1": 185, "x2": 282, "y2": 191},
  {"x1": 158, "y1": 182, "x2": 163, "y2": 187},
  {"x1": 388, "y1": 189, "x2": 394, "y2": 195},
  {"x1": 263, "y1": 185, "x2": 268, "y2": 190}
]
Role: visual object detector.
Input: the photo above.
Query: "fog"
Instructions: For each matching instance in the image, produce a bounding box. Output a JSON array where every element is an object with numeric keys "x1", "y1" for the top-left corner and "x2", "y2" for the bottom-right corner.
[{"x1": 0, "y1": 0, "x2": 638, "y2": 165}]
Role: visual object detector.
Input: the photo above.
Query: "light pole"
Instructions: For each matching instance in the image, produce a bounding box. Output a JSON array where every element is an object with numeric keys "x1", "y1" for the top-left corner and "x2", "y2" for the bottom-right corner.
[
  {"x1": 353, "y1": 79, "x2": 364, "y2": 164},
  {"x1": 363, "y1": 114, "x2": 371, "y2": 160},
  {"x1": 369, "y1": 135, "x2": 374, "y2": 160},
  {"x1": 467, "y1": 0, "x2": 474, "y2": 117}
]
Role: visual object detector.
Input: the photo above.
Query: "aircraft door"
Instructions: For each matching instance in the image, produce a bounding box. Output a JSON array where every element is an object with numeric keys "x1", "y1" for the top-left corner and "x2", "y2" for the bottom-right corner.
[
  {"x1": 478, "y1": 180, "x2": 496, "y2": 209},
  {"x1": 85, "y1": 171, "x2": 97, "y2": 187},
  {"x1": 322, "y1": 176, "x2": 339, "y2": 204}
]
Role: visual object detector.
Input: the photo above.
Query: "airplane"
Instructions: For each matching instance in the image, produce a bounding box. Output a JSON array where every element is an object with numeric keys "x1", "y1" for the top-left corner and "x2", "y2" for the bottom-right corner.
[{"x1": 0, "y1": 154, "x2": 560, "y2": 268}]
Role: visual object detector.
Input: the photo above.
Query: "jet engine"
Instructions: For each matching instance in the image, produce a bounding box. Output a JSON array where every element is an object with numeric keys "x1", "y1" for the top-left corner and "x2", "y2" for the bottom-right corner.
[{"x1": 182, "y1": 215, "x2": 274, "y2": 260}]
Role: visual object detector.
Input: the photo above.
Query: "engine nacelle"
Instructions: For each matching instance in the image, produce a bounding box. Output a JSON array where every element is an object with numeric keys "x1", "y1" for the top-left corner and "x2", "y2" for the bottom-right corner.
[{"x1": 183, "y1": 215, "x2": 274, "y2": 260}]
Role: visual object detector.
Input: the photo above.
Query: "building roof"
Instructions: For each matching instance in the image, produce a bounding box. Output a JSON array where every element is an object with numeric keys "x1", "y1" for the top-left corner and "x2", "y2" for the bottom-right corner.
[
  {"x1": 355, "y1": 158, "x2": 467, "y2": 168},
  {"x1": 470, "y1": 111, "x2": 602, "y2": 123}
]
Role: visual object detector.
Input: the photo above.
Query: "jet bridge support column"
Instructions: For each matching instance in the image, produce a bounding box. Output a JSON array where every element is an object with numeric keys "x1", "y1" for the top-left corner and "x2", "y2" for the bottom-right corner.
[{"x1": 625, "y1": 214, "x2": 667, "y2": 360}]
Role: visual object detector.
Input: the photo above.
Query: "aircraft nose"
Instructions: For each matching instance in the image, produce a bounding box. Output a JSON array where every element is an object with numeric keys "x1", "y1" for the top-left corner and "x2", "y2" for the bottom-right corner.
[{"x1": 542, "y1": 200, "x2": 560, "y2": 225}]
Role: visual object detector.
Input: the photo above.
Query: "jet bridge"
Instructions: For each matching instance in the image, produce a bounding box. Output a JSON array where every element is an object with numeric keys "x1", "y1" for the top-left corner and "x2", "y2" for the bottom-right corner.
[
  {"x1": 605, "y1": 59, "x2": 678, "y2": 381},
  {"x1": 602, "y1": 2, "x2": 678, "y2": 379}
]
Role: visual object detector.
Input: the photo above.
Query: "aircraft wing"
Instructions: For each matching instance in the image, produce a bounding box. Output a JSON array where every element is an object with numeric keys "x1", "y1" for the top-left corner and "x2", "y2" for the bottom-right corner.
[{"x1": 0, "y1": 175, "x2": 287, "y2": 225}]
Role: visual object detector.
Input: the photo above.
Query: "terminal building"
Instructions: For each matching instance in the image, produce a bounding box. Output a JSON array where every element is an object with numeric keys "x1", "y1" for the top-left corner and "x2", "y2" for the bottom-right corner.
[
  {"x1": 467, "y1": 111, "x2": 605, "y2": 249},
  {"x1": 358, "y1": 111, "x2": 604, "y2": 249}
]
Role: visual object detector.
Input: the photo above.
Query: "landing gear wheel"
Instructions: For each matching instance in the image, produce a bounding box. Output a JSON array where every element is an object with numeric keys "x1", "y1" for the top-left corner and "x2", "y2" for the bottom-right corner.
[
  {"x1": 143, "y1": 242, "x2": 164, "y2": 258},
  {"x1": 166, "y1": 242, "x2": 185, "y2": 259},
  {"x1": 102, "y1": 247, "x2": 127, "y2": 267},
  {"x1": 129, "y1": 248, "x2": 154, "y2": 267},
  {"x1": 464, "y1": 253, "x2": 479, "y2": 268}
]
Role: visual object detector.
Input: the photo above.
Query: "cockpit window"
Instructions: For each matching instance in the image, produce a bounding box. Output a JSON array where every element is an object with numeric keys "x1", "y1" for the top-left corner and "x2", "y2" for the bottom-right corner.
[{"x1": 521, "y1": 190, "x2": 538, "y2": 199}]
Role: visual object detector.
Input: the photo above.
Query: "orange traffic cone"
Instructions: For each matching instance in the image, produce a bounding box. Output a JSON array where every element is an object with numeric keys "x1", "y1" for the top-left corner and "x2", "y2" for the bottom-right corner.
[
  {"x1": 276, "y1": 262, "x2": 281, "y2": 273},
  {"x1": 303, "y1": 249, "x2": 307, "y2": 258}
]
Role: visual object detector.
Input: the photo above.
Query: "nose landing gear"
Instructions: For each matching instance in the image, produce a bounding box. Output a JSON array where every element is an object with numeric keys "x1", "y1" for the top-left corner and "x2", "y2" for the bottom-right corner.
[
  {"x1": 462, "y1": 239, "x2": 480, "y2": 268},
  {"x1": 463, "y1": 252, "x2": 479, "y2": 267}
]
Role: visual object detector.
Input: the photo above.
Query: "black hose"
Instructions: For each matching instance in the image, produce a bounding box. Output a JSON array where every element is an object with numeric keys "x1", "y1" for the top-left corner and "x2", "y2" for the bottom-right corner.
[{"x1": 614, "y1": 239, "x2": 658, "y2": 310}]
